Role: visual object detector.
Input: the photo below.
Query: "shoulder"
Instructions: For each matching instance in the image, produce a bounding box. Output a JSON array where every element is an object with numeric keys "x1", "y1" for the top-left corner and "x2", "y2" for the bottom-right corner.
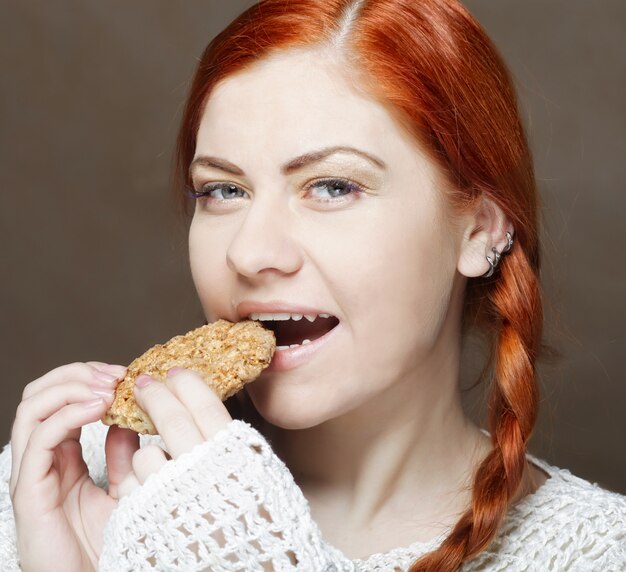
[
  {"x1": 524, "y1": 453, "x2": 626, "y2": 523},
  {"x1": 471, "y1": 455, "x2": 626, "y2": 571}
]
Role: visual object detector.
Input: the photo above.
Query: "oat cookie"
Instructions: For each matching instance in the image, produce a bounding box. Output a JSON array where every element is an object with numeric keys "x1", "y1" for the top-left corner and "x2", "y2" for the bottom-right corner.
[{"x1": 102, "y1": 319, "x2": 275, "y2": 435}]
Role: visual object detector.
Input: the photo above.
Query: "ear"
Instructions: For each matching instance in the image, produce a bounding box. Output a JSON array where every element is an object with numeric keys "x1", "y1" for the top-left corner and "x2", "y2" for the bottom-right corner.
[{"x1": 457, "y1": 196, "x2": 514, "y2": 278}]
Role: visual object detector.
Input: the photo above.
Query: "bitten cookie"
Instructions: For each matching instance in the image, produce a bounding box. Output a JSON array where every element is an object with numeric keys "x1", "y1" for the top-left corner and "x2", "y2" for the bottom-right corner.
[{"x1": 101, "y1": 319, "x2": 275, "y2": 435}]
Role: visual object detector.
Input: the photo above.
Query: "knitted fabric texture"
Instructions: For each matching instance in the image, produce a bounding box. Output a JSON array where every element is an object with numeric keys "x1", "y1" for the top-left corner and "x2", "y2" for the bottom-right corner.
[
  {"x1": 99, "y1": 421, "x2": 343, "y2": 570},
  {"x1": 0, "y1": 419, "x2": 624, "y2": 571}
]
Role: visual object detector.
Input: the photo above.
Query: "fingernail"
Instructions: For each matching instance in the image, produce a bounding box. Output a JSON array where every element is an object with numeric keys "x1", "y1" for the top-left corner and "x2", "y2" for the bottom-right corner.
[
  {"x1": 167, "y1": 367, "x2": 185, "y2": 377},
  {"x1": 135, "y1": 374, "x2": 154, "y2": 388},
  {"x1": 83, "y1": 397, "x2": 105, "y2": 408},
  {"x1": 93, "y1": 370, "x2": 118, "y2": 383},
  {"x1": 94, "y1": 364, "x2": 128, "y2": 378}
]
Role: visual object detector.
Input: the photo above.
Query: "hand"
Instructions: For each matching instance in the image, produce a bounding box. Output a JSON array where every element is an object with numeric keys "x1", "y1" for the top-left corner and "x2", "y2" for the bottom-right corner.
[
  {"x1": 10, "y1": 361, "x2": 138, "y2": 572},
  {"x1": 115, "y1": 368, "x2": 233, "y2": 498}
]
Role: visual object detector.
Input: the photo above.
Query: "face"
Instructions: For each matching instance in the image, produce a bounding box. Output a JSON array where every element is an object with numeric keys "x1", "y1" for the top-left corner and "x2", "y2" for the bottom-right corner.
[{"x1": 188, "y1": 49, "x2": 465, "y2": 430}]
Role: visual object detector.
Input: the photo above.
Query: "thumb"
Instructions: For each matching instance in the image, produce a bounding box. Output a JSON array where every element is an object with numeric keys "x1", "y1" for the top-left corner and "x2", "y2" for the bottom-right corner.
[{"x1": 104, "y1": 425, "x2": 139, "y2": 499}]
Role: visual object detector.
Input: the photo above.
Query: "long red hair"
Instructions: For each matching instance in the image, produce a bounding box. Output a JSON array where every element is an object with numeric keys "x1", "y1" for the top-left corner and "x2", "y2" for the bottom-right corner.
[{"x1": 174, "y1": 1, "x2": 543, "y2": 569}]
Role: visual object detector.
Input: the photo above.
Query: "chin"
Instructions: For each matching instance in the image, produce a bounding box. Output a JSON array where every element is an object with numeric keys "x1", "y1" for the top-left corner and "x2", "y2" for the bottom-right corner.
[
  {"x1": 261, "y1": 411, "x2": 321, "y2": 431},
  {"x1": 252, "y1": 396, "x2": 329, "y2": 430},
  {"x1": 246, "y1": 379, "x2": 338, "y2": 430}
]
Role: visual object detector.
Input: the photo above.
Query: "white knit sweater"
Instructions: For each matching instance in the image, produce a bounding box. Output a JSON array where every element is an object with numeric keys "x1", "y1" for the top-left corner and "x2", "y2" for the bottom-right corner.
[{"x1": 0, "y1": 419, "x2": 624, "y2": 571}]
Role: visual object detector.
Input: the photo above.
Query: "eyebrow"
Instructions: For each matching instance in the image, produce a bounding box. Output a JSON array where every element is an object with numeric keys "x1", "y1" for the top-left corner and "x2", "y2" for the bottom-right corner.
[{"x1": 189, "y1": 145, "x2": 387, "y2": 178}]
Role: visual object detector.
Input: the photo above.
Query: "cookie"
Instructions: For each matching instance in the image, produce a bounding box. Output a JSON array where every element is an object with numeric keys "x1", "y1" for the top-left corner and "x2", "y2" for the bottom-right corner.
[{"x1": 101, "y1": 319, "x2": 275, "y2": 435}]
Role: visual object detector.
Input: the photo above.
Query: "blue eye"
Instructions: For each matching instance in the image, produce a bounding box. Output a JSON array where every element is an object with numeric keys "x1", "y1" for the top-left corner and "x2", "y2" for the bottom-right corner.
[
  {"x1": 186, "y1": 183, "x2": 247, "y2": 201},
  {"x1": 186, "y1": 177, "x2": 365, "y2": 205},
  {"x1": 307, "y1": 178, "x2": 365, "y2": 201}
]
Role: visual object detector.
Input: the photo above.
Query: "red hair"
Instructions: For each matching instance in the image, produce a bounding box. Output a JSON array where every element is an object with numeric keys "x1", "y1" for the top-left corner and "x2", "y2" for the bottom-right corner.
[{"x1": 174, "y1": 1, "x2": 543, "y2": 569}]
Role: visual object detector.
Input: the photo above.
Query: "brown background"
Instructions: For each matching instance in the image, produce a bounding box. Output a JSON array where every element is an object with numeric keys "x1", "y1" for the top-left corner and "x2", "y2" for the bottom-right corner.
[{"x1": 1, "y1": 1, "x2": 624, "y2": 494}]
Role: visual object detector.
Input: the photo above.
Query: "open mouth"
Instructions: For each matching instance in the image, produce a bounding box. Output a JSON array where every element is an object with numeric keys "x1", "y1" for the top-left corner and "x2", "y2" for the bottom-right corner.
[{"x1": 254, "y1": 315, "x2": 340, "y2": 348}]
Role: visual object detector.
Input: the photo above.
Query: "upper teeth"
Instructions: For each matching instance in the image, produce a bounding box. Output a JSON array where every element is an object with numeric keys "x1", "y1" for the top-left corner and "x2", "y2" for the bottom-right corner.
[{"x1": 248, "y1": 312, "x2": 331, "y2": 322}]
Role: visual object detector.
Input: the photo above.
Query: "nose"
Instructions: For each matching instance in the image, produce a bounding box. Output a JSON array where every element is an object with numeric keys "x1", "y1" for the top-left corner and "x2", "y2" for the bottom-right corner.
[{"x1": 226, "y1": 198, "x2": 303, "y2": 279}]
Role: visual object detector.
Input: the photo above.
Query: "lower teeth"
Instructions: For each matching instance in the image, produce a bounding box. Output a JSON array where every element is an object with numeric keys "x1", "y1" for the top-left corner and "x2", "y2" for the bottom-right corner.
[{"x1": 277, "y1": 339, "x2": 311, "y2": 350}]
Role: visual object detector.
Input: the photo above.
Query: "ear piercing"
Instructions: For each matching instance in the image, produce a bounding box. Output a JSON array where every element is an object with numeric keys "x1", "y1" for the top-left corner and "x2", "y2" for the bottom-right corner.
[
  {"x1": 501, "y1": 230, "x2": 514, "y2": 253},
  {"x1": 483, "y1": 231, "x2": 514, "y2": 278}
]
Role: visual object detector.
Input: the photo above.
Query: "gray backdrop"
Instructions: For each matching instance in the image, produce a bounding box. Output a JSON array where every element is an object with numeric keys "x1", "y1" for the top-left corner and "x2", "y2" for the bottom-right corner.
[{"x1": 1, "y1": 1, "x2": 624, "y2": 494}]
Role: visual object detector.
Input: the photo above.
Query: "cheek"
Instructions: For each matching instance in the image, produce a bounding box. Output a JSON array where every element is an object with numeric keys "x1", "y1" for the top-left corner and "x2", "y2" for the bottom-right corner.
[
  {"x1": 341, "y1": 201, "x2": 457, "y2": 375},
  {"x1": 188, "y1": 218, "x2": 232, "y2": 321},
  {"x1": 343, "y1": 202, "x2": 449, "y2": 304}
]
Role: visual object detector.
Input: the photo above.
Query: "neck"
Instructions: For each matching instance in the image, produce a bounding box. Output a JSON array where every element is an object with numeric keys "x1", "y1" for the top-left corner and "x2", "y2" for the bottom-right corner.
[{"x1": 267, "y1": 325, "x2": 491, "y2": 531}]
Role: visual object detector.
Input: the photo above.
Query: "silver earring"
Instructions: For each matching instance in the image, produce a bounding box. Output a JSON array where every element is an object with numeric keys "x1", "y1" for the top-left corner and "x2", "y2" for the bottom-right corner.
[
  {"x1": 482, "y1": 231, "x2": 514, "y2": 278},
  {"x1": 483, "y1": 247, "x2": 500, "y2": 278},
  {"x1": 502, "y1": 231, "x2": 514, "y2": 253}
]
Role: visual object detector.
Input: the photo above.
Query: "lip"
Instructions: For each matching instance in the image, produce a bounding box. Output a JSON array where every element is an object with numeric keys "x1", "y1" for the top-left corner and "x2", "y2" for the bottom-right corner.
[
  {"x1": 266, "y1": 320, "x2": 341, "y2": 372},
  {"x1": 236, "y1": 300, "x2": 337, "y2": 320}
]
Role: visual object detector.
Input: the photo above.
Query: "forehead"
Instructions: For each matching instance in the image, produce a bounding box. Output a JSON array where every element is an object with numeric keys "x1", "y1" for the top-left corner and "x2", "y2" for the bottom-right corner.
[{"x1": 196, "y1": 49, "x2": 402, "y2": 159}]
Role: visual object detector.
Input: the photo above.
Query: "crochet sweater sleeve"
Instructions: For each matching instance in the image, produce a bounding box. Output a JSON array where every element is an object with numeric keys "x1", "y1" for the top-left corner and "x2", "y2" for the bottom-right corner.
[
  {"x1": 0, "y1": 443, "x2": 19, "y2": 571},
  {"x1": 99, "y1": 419, "x2": 347, "y2": 571},
  {"x1": 0, "y1": 420, "x2": 347, "y2": 572}
]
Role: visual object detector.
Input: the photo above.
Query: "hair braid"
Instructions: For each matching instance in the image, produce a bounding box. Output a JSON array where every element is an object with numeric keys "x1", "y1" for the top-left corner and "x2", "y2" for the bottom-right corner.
[{"x1": 409, "y1": 246, "x2": 542, "y2": 571}]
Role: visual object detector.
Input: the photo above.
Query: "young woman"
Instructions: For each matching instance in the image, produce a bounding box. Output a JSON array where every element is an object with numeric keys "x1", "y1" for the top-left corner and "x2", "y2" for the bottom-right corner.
[{"x1": 1, "y1": 1, "x2": 624, "y2": 570}]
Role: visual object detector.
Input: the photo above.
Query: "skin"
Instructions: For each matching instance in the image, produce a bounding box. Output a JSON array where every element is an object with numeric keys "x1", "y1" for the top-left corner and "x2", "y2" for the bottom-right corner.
[
  {"x1": 9, "y1": 47, "x2": 547, "y2": 566},
  {"x1": 9, "y1": 362, "x2": 132, "y2": 571}
]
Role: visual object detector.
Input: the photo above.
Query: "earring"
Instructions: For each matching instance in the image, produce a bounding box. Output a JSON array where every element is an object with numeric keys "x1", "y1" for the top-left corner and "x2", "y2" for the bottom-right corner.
[
  {"x1": 502, "y1": 231, "x2": 514, "y2": 253},
  {"x1": 482, "y1": 231, "x2": 514, "y2": 278}
]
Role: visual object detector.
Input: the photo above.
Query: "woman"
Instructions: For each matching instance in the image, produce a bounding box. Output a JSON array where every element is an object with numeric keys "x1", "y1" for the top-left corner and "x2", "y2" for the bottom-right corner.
[{"x1": 1, "y1": 0, "x2": 624, "y2": 570}]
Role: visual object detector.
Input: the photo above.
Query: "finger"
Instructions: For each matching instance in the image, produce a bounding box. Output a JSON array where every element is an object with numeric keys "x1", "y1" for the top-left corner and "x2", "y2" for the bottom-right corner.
[
  {"x1": 86, "y1": 361, "x2": 128, "y2": 377},
  {"x1": 13, "y1": 379, "x2": 116, "y2": 445},
  {"x1": 133, "y1": 375, "x2": 204, "y2": 458},
  {"x1": 10, "y1": 381, "x2": 116, "y2": 495},
  {"x1": 20, "y1": 362, "x2": 126, "y2": 401},
  {"x1": 164, "y1": 369, "x2": 232, "y2": 442},
  {"x1": 15, "y1": 398, "x2": 111, "y2": 498},
  {"x1": 132, "y1": 445, "x2": 169, "y2": 484},
  {"x1": 54, "y1": 438, "x2": 88, "y2": 490},
  {"x1": 117, "y1": 471, "x2": 142, "y2": 499},
  {"x1": 105, "y1": 425, "x2": 140, "y2": 500}
]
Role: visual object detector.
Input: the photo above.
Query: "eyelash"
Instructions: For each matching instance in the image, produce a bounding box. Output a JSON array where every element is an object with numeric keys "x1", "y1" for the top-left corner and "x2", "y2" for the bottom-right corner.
[{"x1": 186, "y1": 177, "x2": 366, "y2": 205}]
